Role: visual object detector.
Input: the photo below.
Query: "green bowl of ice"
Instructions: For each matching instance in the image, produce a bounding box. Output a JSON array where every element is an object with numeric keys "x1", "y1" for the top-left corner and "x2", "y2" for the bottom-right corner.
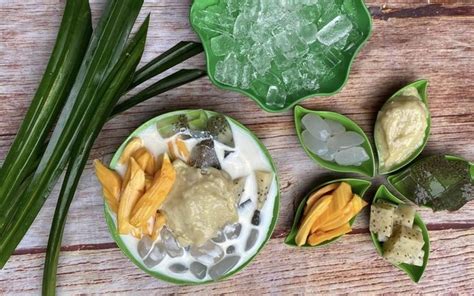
[{"x1": 190, "y1": 0, "x2": 373, "y2": 112}]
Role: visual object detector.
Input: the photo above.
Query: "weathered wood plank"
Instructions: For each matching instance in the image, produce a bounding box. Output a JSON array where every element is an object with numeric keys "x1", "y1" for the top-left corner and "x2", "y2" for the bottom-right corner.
[
  {"x1": 1, "y1": 229, "x2": 473, "y2": 294},
  {"x1": 0, "y1": 0, "x2": 473, "y2": 294}
]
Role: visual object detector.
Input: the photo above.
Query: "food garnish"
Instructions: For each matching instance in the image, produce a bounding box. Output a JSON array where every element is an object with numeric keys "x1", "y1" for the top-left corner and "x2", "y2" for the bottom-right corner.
[
  {"x1": 130, "y1": 153, "x2": 176, "y2": 228},
  {"x1": 118, "y1": 158, "x2": 146, "y2": 236},
  {"x1": 375, "y1": 85, "x2": 429, "y2": 173},
  {"x1": 119, "y1": 137, "x2": 144, "y2": 165},
  {"x1": 388, "y1": 155, "x2": 474, "y2": 211},
  {"x1": 94, "y1": 160, "x2": 122, "y2": 213},
  {"x1": 295, "y1": 182, "x2": 367, "y2": 246}
]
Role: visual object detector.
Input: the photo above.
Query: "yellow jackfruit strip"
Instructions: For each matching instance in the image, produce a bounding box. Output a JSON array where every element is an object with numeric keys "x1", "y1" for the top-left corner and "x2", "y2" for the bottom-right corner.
[
  {"x1": 303, "y1": 183, "x2": 339, "y2": 216},
  {"x1": 133, "y1": 147, "x2": 156, "y2": 175},
  {"x1": 130, "y1": 153, "x2": 176, "y2": 228},
  {"x1": 119, "y1": 137, "x2": 143, "y2": 165},
  {"x1": 307, "y1": 223, "x2": 352, "y2": 246},
  {"x1": 175, "y1": 138, "x2": 190, "y2": 159},
  {"x1": 118, "y1": 158, "x2": 145, "y2": 236},
  {"x1": 319, "y1": 194, "x2": 367, "y2": 232},
  {"x1": 295, "y1": 195, "x2": 332, "y2": 246},
  {"x1": 94, "y1": 160, "x2": 122, "y2": 213}
]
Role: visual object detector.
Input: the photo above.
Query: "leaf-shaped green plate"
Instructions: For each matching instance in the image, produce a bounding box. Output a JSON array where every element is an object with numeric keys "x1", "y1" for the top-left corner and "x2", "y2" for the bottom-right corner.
[
  {"x1": 370, "y1": 185, "x2": 430, "y2": 283},
  {"x1": 190, "y1": 0, "x2": 373, "y2": 113},
  {"x1": 295, "y1": 105, "x2": 376, "y2": 177},
  {"x1": 285, "y1": 178, "x2": 371, "y2": 247},
  {"x1": 375, "y1": 79, "x2": 431, "y2": 175},
  {"x1": 105, "y1": 109, "x2": 280, "y2": 285},
  {"x1": 387, "y1": 154, "x2": 474, "y2": 211}
]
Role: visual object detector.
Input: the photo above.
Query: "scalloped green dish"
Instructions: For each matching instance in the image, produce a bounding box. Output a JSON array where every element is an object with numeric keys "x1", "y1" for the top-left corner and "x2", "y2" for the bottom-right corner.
[
  {"x1": 190, "y1": 0, "x2": 373, "y2": 112},
  {"x1": 370, "y1": 185, "x2": 430, "y2": 283},
  {"x1": 375, "y1": 79, "x2": 431, "y2": 175},
  {"x1": 294, "y1": 105, "x2": 376, "y2": 177},
  {"x1": 285, "y1": 178, "x2": 371, "y2": 247},
  {"x1": 104, "y1": 110, "x2": 280, "y2": 285}
]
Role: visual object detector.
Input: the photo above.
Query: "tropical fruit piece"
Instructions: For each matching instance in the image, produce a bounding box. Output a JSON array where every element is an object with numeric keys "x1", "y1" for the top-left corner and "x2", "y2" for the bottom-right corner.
[
  {"x1": 303, "y1": 183, "x2": 339, "y2": 216},
  {"x1": 330, "y1": 182, "x2": 353, "y2": 213},
  {"x1": 295, "y1": 195, "x2": 333, "y2": 246},
  {"x1": 130, "y1": 153, "x2": 177, "y2": 229},
  {"x1": 175, "y1": 138, "x2": 190, "y2": 160},
  {"x1": 119, "y1": 137, "x2": 143, "y2": 164},
  {"x1": 308, "y1": 223, "x2": 352, "y2": 246},
  {"x1": 133, "y1": 147, "x2": 156, "y2": 175},
  {"x1": 207, "y1": 114, "x2": 234, "y2": 147},
  {"x1": 157, "y1": 110, "x2": 208, "y2": 138},
  {"x1": 255, "y1": 171, "x2": 274, "y2": 209},
  {"x1": 394, "y1": 204, "x2": 416, "y2": 228},
  {"x1": 369, "y1": 201, "x2": 397, "y2": 237},
  {"x1": 94, "y1": 160, "x2": 122, "y2": 213},
  {"x1": 383, "y1": 225, "x2": 424, "y2": 265},
  {"x1": 189, "y1": 139, "x2": 221, "y2": 169},
  {"x1": 152, "y1": 212, "x2": 167, "y2": 241},
  {"x1": 118, "y1": 158, "x2": 145, "y2": 237},
  {"x1": 233, "y1": 176, "x2": 247, "y2": 203},
  {"x1": 319, "y1": 194, "x2": 367, "y2": 232}
]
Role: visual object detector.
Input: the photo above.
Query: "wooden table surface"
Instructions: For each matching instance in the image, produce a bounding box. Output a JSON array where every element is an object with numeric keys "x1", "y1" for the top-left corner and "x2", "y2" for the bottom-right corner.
[{"x1": 0, "y1": 0, "x2": 473, "y2": 294}]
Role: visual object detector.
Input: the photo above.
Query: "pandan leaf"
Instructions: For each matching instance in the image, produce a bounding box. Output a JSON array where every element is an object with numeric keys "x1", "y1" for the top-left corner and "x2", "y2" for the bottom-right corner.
[
  {"x1": 42, "y1": 17, "x2": 149, "y2": 295},
  {"x1": 0, "y1": 0, "x2": 145, "y2": 268},
  {"x1": 387, "y1": 155, "x2": 474, "y2": 212},
  {"x1": 370, "y1": 185, "x2": 430, "y2": 283},
  {"x1": 0, "y1": 0, "x2": 92, "y2": 231},
  {"x1": 294, "y1": 105, "x2": 376, "y2": 177},
  {"x1": 375, "y1": 80, "x2": 431, "y2": 175},
  {"x1": 285, "y1": 178, "x2": 371, "y2": 247}
]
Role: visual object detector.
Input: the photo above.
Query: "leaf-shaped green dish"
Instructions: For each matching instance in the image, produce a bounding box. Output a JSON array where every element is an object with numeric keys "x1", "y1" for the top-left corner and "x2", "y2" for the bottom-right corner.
[
  {"x1": 285, "y1": 178, "x2": 371, "y2": 247},
  {"x1": 370, "y1": 185, "x2": 430, "y2": 283},
  {"x1": 190, "y1": 0, "x2": 373, "y2": 112},
  {"x1": 105, "y1": 109, "x2": 280, "y2": 285},
  {"x1": 375, "y1": 79, "x2": 431, "y2": 175},
  {"x1": 387, "y1": 154, "x2": 474, "y2": 212},
  {"x1": 295, "y1": 105, "x2": 376, "y2": 177}
]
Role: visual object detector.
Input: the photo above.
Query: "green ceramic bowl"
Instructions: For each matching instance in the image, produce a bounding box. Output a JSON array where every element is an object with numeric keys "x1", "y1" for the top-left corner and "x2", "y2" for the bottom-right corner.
[
  {"x1": 295, "y1": 105, "x2": 376, "y2": 177},
  {"x1": 375, "y1": 79, "x2": 431, "y2": 175},
  {"x1": 190, "y1": 0, "x2": 373, "y2": 112},
  {"x1": 370, "y1": 185, "x2": 430, "y2": 283},
  {"x1": 104, "y1": 109, "x2": 280, "y2": 285},
  {"x1": 285, "y1": 178, "x2": 371, "y2": 247}
]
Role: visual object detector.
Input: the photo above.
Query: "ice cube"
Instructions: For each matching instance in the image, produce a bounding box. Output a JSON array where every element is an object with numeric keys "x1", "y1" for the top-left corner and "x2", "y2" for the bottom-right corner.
[
  {"x1": 227, "y1": 0, "x2": 241, "y2": 15},
  {"x1": 316, "y1": 15, "x2": 353, "y2": 46},
  {"x1": 302, "y1": 130, "x2": 328, "y2": 156},
  {"x1": 224, "y1": 223, "x2": 242, "y2": 240},
  {"x1": 248, "y1": 47, "x2": 272, "y2": 75},
  {"x1": 193, "y1": 9, "x2": 235, "y2": 35},
  {"x1": 211, "y1": 231, "x2": 226, "y2": 243},
  {"x1": 298, "y1": 23, "x2": 319, "y2": 44},
  {"x1": 137, "y1": 236, "x2": 153, "y2": 259},
  {"x1": 143, "y1": 242, "x2": 166, "y2": 268},
  {"x1": 190, "y1": 261, "x2": 208, "y2": 280},
  {"x1": 334, "y1": 146, "x2": 369, "y2": 166},
  {"x1": 190, "y1": 241, "x2": 225, "y2": 265},
  {"x1": 266, "y1": 85, "x2": 287, "y2": 108},
  {"x1": 327, "y1": 131, "x2": 365, "y2": 150},
  {"x1": 210, "y1": 35, "x2": 235, "y2": 57},
  {"x1": 240, "y1": 65, "x2": 254, "y2": 89},
  {"x1": 215, "y1": 53, "x2": 242, "y2": 87},
  {"x1": 245, "y1": 229, "x2": 259, "y2": 251},
  {"x1": 319, "y1": 147, "x2": 338, "y2": 161},
  {"x1": 208, "y1": 256, "x2": 241, "y2": 280},
  {"x1": 325, "y1": 119, "x2": 346, "y2": 135},
  {"x1": 234, "y1": 13, "x2": 252, "y2": 39},
  {"x1": 302, "y1": 54, "x2": 329, "y2": 78},
  {"x1": 169, "y1": 263, "x2": 188, "y2": 274},
  {"x1": 302, "y1": 113, "x2": 331, "y2": 141},
  {"x1": 161, "y1": 227, "x2": 184, "y2": 258}
]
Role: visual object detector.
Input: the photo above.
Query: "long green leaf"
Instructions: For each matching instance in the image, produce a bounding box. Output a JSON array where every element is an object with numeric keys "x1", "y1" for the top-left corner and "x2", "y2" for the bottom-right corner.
[
  {"x1": 112, "y1": 69, "x2": 206, "y2": 116},
  {"x1": 42, "y1": 17, "x2": 149, "y2": 296},
  {"x1": 0, "y1": 0, "x2": 144, "y2": 268},
  {"x1": 0, "y1": 0, "x2": 92, "y2": 228},
  {"x1": 129, "y1": 41, "x2": 203, "y2": 89}
]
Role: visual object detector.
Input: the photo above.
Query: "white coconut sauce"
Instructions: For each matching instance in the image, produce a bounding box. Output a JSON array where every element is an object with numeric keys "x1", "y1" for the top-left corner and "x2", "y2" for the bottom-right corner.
[{"x1": 110, "y1": 116, "x2": 277, "y2": 283}]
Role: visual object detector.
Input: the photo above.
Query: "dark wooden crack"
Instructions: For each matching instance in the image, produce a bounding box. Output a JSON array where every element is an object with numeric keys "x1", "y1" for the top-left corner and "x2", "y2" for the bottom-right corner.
[{"x1": 369, "y1": 4, "x2": 474, "y2": 20}]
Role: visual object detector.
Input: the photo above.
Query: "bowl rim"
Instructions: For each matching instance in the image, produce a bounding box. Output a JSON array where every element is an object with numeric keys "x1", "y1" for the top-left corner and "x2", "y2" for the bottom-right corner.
[
  {"x1": 189, "y1": 0, "x2": 374, "y2": 113},
  {"x1": 104, "y1": 109, "x2": 281, "y2": 285}
]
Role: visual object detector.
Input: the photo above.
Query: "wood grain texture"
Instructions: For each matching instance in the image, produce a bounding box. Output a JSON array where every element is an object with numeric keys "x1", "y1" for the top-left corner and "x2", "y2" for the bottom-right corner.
[{"x1": 0, "y1": 0, "x2": 473, "y2": 294}]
